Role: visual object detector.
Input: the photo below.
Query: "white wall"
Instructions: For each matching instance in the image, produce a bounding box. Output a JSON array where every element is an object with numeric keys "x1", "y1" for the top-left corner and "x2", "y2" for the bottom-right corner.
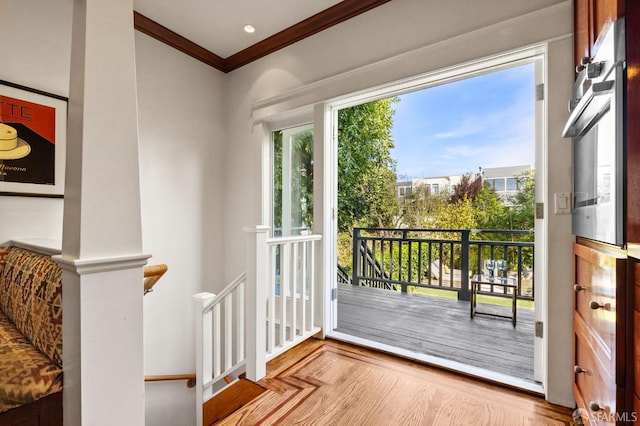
[
  {"x1": 544, "y1": 36, "x2": 576, "y2": 407},
  {"x1": 2, "y1": 2, "x2": 227, "y2": 424},
  {"x1": 224, "y1": 0, "x2": 575, "y2": 406},
  {"x1": 0, "y1": 0, "x2": 72, "y2": 244},
  {"x1": 136, "y1": 32, "x2": 226, "y2": 425}
]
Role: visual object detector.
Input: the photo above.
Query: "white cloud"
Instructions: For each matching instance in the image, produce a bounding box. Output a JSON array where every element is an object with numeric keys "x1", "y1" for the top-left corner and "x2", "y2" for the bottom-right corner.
[{"x1": 393, "y1": 64, "x2": 536, "y2": 179}]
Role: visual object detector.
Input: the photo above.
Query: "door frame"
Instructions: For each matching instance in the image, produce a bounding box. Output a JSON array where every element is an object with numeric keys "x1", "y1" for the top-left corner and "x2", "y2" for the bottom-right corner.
[{"x1": 322, "y1": 47, "x2": 547, "y2": 390}]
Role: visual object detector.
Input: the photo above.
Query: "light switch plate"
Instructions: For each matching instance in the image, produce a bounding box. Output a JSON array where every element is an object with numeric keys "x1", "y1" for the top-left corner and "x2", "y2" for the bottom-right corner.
[{"x1": 554, "y1": 192, "x2": 571, "y2": 214}]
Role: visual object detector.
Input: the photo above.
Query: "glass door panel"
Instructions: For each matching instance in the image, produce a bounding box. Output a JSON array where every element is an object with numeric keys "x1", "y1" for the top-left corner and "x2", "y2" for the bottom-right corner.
[{"x1": 272, "y1": 123, "x2": 313, "y2": 237}]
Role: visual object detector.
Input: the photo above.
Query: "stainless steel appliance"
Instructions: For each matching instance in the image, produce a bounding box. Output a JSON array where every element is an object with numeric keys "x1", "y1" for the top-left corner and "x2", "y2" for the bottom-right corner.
[{"x1": 563, "y1": 18, "x2": 626, "y2": 246}]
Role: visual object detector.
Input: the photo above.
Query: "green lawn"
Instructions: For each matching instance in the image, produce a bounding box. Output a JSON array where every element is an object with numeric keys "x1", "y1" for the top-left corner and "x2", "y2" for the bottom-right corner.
[{"x1": 408, "y1": 286, "x2": 534, "y2": 310}]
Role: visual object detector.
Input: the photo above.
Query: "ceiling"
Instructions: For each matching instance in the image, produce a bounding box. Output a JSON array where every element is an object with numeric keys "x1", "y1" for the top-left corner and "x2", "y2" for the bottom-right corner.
[
  {"x1": 132, "y1": 0, "x2": 390, "y2": 72},
  {"x1": 133, "y1": 0, "x2": 343, "y2": 59}
]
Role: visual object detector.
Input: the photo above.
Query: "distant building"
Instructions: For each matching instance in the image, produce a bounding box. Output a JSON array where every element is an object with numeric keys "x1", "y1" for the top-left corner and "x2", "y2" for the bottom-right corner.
[
  {"x1": 397, "y1": 165, "x2": 532, "y2": 206},
  {"x1": 413, "y1": 175, "x2": 463, "y2": 196},
  {"x1": 397, "y1": 181, "x2": 413, "y2": 199},
  {"x1": 481, "y1": 165, "x2": 532, "y2": 205}
]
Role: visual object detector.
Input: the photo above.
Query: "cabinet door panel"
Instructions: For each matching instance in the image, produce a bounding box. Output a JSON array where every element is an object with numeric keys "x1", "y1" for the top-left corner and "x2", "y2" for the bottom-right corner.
[
  {"x1": 574, "y1": 0, "x2": 592, "y2": 69},
  {"x1": 575, "y1": 329, "x2": 616, "y2": 424},
  {"x1": 573, "y1": 0, "x2": 625, "y2": 72},
  {"x1": 635, "y1": 310, "x2": 640, "y2": 398},
  {"x1": 574, "y1": 244, "x2": 619, "y2": 366},
  {"x1": 627, "y1": 2, "x2": 640, "y2": 243},
  {"x1": 593, "y1": 0, "x2": 625, "y2": 52}
]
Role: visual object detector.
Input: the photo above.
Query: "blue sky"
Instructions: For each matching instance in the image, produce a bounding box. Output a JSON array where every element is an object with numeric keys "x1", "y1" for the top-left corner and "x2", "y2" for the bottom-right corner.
[{"x1": 390, "y1": 63, "x2": 535, "y2": 180}]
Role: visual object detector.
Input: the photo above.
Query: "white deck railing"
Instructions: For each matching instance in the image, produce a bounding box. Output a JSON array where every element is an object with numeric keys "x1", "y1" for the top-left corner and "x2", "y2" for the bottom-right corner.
[{"x1": 194, "y1": 226, "x2": 322, "y2": 426}]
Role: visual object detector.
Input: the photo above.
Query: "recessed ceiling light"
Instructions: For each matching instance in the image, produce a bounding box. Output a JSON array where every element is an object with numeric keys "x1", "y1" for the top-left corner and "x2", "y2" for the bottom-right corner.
[{"x1": 244, "y1": 24, "x2": 256, "y2": 34}]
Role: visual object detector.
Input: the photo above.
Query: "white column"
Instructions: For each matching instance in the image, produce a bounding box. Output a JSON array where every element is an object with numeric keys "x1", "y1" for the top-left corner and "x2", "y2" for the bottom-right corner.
[
  {"x1": 243, "y1": 225, "x2": 269, "y2": 381},
  {"x1": 54, "y1": 1, "x2": 148, "y2": 424}
]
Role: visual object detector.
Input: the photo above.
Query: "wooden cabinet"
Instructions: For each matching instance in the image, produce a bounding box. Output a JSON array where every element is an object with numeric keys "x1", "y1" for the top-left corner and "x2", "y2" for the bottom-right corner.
[
  {"x1": 630, "y1": 259, "x2": 640, "y2": 421},
  {"x1": 573, "y1": 242, "x2": 628, "y2": 424},
  {"x1": 575, "y1": 0, "x2": 592, "y2": 68},
  {"x1": 626, "y1": 1, "x2": 640, "y2": 245},
  {"x1": 571, "y1": 2, "x2": 640, "y2": 424},
  {"x1": 573, "y1": 0, "x2": 625, "y2": 70}
]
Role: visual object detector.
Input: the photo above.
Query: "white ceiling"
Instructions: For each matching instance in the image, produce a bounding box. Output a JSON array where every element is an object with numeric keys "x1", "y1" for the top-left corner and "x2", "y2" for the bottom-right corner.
[{"x1": 133, "y1": 0, "x2": 343, "y2": 58}]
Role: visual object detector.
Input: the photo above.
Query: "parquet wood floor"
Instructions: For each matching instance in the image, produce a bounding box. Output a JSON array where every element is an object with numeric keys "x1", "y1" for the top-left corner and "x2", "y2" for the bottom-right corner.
[{"x1": 218, "y1": 338, "x2": 574, "y2": 425}]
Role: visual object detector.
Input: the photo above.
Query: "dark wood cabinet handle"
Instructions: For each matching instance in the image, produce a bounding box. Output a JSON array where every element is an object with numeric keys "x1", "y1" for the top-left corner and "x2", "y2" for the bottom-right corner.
[{"x1": 589, "y1": 300, "x2": 610, "y2": 310}]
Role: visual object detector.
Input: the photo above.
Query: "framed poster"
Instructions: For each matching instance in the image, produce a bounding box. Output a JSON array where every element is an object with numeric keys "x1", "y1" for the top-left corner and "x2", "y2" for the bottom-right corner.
[{"x1": 0, "y1": 80, "x2": 67, "y2": 197}]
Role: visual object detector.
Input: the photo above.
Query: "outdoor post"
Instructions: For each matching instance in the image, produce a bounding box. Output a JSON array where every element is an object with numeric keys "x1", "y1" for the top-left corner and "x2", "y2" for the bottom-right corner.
[
  {"x1": 459, "y1": 230, "x2": 471, "y2": 301},
  {"x1": 352, "y1": 228, "x2": 360, "y2": 287},
  {"x1": 401, "y1": 229, "x2": 409, "y2": 293}
]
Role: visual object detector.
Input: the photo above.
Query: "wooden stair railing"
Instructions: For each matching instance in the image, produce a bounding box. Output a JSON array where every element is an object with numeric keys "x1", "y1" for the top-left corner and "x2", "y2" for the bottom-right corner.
[
  {"x1": 144, "y1": 373, "x2": 196, "y2": 388},
  {"x1": 144, "y1": 264, "x2": 168, "y2": 295},
  {"x1": 143, "y1": 373, "x2": 232, "y2": 389}
]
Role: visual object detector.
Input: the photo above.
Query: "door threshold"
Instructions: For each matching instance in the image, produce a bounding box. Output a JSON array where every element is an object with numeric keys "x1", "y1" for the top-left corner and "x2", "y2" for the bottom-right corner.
[{"x1": 327, "y1": 331, "x2": 544, "y2": 396}]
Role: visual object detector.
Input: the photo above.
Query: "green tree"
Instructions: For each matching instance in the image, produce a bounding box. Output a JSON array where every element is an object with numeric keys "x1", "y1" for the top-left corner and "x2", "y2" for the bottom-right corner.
[
  {"x1": 338, "y1": 98, "x2": 399, "y2": 231},
  {"x1": 472, "y1": 184, "x2": 508, "y2": 230},
  {"x1": 510, "y1": 169, "x2": 535, "y2": 231},
  {"x1": 400, "y1": 185, "x2": 445, "y2": 228},
  {"x1": 432, "y1": 196, "x2": 477, "y2": 231}
]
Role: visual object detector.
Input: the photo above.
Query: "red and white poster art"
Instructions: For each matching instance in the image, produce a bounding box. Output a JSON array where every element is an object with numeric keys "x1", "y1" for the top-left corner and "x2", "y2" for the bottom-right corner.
[{"x1": 0, "y1": 81, "x2": 67, "y2": 196}]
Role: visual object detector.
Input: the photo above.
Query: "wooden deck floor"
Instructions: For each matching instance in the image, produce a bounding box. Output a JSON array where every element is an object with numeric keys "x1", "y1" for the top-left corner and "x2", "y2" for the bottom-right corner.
[{"x1": 336, "y1": 284, "x2": 535, "y2": 382}]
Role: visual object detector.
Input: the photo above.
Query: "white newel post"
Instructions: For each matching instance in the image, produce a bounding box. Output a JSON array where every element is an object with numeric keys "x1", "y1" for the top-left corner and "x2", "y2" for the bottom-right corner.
[
  {"x1": 52, "y1": 1, "x2": 148, "y2": 425},
  {"x1": 193, "y1": 292, "x2": 215, "y2": 426},
  {"x1": 244, "y1": 226, "x2": 269, "y2": 381}
]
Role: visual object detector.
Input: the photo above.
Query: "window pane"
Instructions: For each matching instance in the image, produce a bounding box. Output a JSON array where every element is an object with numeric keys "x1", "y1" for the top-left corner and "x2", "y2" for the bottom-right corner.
[
  {"x1": 507, "y1": 178, "x2": 519, "y2": 191},
  {"x1": 272, "y1": 124, "x2": 313, "y2": 237},
  {"x1": 493, "y1": 179, "x2": 505, "y2": 191}
]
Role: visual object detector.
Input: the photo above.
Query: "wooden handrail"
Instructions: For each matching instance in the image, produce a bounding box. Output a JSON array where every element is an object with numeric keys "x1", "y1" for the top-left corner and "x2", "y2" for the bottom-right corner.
[
  {"x1": 145, "y1": 374, "x2": 196, "y2": 388},
  {"x1": 144, "y1": 264, "x2": 168, "y2": 295}
]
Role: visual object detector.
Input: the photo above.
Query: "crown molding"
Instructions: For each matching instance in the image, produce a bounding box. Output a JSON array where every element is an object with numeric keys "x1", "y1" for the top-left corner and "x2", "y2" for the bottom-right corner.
[
  {"x1": 224, "y1": 0, "x2": 391, "y2": 72},
  {"x1": 133, "y1": 12, "x2": 226, "y2": 71},
  {"x1": 133, "y1": 0, "x2": 391, "y2": 73}
]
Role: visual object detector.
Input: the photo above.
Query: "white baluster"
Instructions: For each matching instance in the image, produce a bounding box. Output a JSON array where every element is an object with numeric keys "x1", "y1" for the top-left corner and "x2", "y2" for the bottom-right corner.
[
  {"x1": 193, "y1": 292, "x2": 215, "y2": 426},
  {"x1": 281, "y1": 242, "x2": 289, "y2": 347},
  {"x1": 213, "y1": 303, "x2": 221, "y2": 377},
  {"x1": 267, "y1": 245, "x2": 276, "y2": 354},
  {"x1": 291, "y1": 242, "x2": 298, "y2": 340},
  {"x1": 309, "y1": 240, "x2": 316, "y2": 329},
  {"x1": 237, "y1": 282, "x2": 245, "y2": 362},
  {"x1": 300, "y1": 241, "x2": 307, "y2": 333},
  {"x1": 224, "y1": 293, "x2": 233, "y2": 371}
]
